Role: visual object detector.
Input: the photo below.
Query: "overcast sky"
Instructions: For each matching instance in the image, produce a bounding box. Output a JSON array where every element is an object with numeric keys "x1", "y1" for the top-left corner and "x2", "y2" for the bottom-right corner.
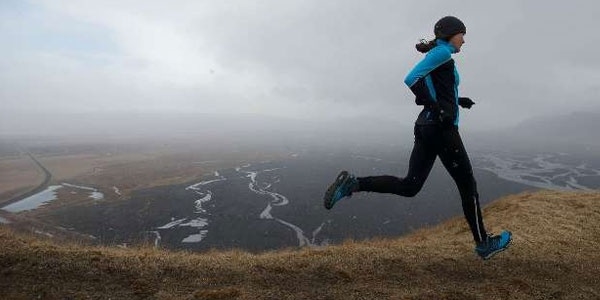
[{"x1": 1, "y1": 0, "x2": 599, "y2": 134}]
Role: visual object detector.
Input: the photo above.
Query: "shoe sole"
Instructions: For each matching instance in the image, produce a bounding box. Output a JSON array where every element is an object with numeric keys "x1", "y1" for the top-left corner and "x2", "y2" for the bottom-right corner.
[
  {"x1": 324, "y1": 171, "x2": 349, "y2": 210},
  {"x1": 480, "y1": 233, "x2": 513, "y2": 260}
]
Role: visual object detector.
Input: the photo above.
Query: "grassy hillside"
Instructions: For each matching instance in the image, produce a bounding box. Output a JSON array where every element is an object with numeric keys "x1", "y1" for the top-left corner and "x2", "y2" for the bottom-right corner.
[{"x1": 1, "y1": 190, "x2": 599, "y2": 299}]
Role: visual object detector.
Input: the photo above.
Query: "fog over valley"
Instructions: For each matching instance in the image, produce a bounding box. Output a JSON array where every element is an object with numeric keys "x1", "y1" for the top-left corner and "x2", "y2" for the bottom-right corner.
[{"x1": 1, "y1": 0, "x2": 599, "y2": 253}]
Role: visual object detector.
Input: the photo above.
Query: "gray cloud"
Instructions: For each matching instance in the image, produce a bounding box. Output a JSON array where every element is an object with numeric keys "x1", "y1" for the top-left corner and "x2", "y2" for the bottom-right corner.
[{"x1": 1, "y1": 0, "x2": 599, "y2": 134}]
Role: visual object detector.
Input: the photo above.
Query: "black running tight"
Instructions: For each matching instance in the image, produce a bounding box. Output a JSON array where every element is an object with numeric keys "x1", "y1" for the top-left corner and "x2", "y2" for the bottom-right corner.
[{"x1": 357, "y1": 124, "x2": 487, "y2": 243}]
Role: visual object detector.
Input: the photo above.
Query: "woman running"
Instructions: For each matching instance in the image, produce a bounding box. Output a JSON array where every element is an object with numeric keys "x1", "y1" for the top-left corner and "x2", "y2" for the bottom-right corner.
[{"x1": 323, "y1": 16, "x2": 512, "y2": 260}]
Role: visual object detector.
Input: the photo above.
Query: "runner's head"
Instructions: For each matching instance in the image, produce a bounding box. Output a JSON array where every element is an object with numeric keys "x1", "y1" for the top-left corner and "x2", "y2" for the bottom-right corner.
[
  {"x1": 435, "y1": 16, "x2": 466, "y2": 53},
  {"x1": 434, "y1": 16, "x2": 466, "y2": 40},
  {"x1": 416, "y1": 16, "x2": 466, "y2": 53}
]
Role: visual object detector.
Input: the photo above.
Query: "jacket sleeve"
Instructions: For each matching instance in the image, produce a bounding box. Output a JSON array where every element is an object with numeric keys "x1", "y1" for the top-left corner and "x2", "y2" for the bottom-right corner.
[{"x1": 403, "y1": 46, "x2": 452, "y2": 105}]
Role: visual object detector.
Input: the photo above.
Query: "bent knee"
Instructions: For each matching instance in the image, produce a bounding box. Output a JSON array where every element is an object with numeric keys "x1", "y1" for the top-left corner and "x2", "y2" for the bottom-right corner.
[{"x1": 402, "y1": 184, "x2": 422, "y2": 197}]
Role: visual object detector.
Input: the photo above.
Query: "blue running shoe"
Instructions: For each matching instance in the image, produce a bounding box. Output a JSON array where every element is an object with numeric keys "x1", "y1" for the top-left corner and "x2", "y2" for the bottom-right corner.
[
  {"x1": 475, "y1": 230, "x2": 512, "y2": 260},
  {"x1": 324, "y1": 171, "x2": 358, "y2": 210}
]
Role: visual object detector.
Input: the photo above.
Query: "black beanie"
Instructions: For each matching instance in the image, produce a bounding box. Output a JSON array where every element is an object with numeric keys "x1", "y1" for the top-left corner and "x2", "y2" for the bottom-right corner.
[{"x1": 434, "y1": 16, "x2": 466, "y2": 40}]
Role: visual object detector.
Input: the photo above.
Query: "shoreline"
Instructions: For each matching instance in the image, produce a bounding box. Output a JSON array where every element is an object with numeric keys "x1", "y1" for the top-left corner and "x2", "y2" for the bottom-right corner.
[{"x1": 0, "y1": 152, "x2": 52, "y2": 208}]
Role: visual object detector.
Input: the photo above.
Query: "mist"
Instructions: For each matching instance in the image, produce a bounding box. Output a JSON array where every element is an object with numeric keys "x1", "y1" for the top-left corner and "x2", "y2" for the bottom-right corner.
[{"x1": 1, "y1": 0, "x2": 600, "y2": 142}]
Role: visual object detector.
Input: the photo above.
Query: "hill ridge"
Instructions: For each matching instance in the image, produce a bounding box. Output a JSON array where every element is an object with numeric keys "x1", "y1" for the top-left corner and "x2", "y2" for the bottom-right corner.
[{"x1": 1, "y1": 190, "x2": 599, "y2": 299}]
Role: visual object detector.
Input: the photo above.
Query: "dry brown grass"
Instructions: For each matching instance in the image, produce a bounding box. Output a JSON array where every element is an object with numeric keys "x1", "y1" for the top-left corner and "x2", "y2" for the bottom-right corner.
[
  {"x1": 37, "y1": 152, "x2": 156, "y2": 182},
  {"x1": 0, "y1": 156, "x2": 44, "y2": 202},
  {"x1": 0, "y1": 152, "x2": 155, "y2": 203},
  {"x1": 1, "y1": 190, "x2": 599, "y2": 299},
  {"x1": 73, "y1": 150, "x2": 288, "y2": 198},
  {"x1": 33, "y1": 150, "x2": 288, "y2": 199},
  {"x1": 73, "y1": 153, "x2": 216, "y2": 197}
]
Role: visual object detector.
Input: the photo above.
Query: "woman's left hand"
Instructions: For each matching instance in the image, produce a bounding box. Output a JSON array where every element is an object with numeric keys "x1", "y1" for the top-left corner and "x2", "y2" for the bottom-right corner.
[{"x1": 458, "y1": 97, "x2": 475, "y2": 109}]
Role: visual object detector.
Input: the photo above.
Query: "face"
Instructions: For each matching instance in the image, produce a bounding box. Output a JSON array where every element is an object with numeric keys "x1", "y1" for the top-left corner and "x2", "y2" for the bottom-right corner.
[{"x1": 449, "y1": 33, "x2": 465, "y2": 53}]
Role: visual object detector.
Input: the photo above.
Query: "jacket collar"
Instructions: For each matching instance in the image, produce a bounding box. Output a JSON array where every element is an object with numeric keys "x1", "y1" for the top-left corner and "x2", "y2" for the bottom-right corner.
[{"x1": 436, "y1": 39, "x2": 457, "y2": 53}]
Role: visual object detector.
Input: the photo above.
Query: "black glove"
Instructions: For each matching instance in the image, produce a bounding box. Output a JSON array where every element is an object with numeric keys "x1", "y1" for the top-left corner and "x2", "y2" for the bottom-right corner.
[{"x1": 458, "y1": 97, "x2": 475, "y2": 109}]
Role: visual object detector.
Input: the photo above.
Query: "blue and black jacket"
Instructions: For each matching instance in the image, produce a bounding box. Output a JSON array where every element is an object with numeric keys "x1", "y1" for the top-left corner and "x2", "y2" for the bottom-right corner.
[{"x1": 404, "y1": 39, "x2": 460, "y2": 127}]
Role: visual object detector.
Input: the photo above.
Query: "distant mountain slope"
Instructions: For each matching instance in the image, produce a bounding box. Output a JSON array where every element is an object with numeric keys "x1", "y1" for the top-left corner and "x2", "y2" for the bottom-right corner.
[
  {"x1": 513, "y1": 111, "x2": 600, "y2": 142},
  {"x1": 468, "y1": 110, "x2": 600, "y2": 152},
  {"x1": 1, "y1": 190, "x2": 599, "y2": 299}
]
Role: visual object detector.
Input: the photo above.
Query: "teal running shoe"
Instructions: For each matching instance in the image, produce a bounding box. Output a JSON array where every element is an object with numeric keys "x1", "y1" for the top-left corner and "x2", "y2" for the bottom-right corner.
[
  {"x1": 324, "y1": 171, "x2": 358, "y2": 210},
  {"x1": 475, "y1": 230, "x2": 512, "y2": 260}
]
